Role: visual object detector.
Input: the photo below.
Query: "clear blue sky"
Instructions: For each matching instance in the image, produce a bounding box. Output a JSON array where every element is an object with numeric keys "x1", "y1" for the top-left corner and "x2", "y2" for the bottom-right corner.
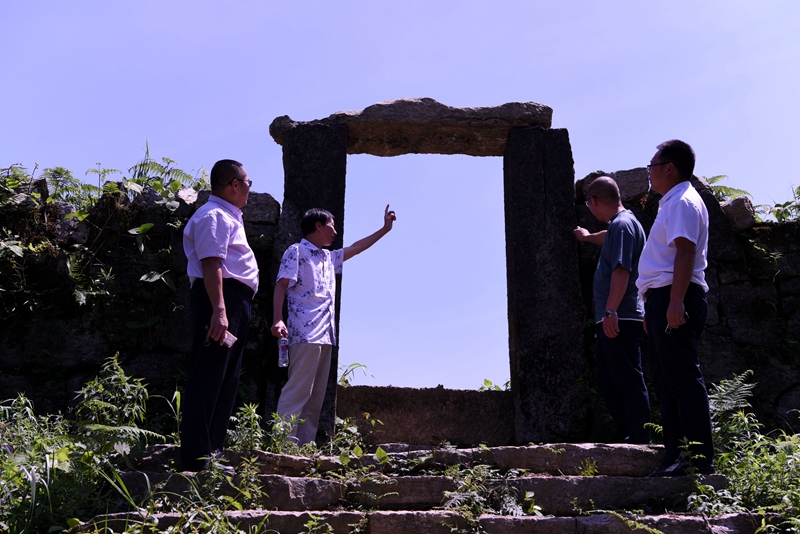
[{"x1": 3, "y1": 1, "x2": 798, "y2": 389}]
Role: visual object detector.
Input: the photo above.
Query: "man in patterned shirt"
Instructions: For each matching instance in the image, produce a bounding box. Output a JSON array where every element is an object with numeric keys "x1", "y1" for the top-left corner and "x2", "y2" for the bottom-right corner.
[{"x1": 271, "y1": 205, "x2": 396, "y2": 445}]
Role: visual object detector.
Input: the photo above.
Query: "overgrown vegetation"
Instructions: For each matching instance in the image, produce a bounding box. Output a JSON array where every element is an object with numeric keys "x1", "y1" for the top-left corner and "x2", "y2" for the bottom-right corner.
[
  {"x1": 2, "y1": 354, "x2": 800, "y2": 532},
  {"x1": 705, "y1": 174, "x2": 753, "y2": 203},
  {"x1": 0, "y1": 151, "x2": 207, "y2": 327},
  {"x1": 688, "y1": 371, "x2": 800, "y2": 531},
  {"x1": 764, "y1": 184, "x2": 800, "y2": 222},
  {"x1": 704, "y1": 174, "x2": 800, "y2": 223}
]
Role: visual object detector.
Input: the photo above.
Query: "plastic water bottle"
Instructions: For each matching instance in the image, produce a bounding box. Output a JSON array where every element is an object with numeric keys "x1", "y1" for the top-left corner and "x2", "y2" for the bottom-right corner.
[{"x1": 278, "y1": 337, "x2": 289, "y2": 367}]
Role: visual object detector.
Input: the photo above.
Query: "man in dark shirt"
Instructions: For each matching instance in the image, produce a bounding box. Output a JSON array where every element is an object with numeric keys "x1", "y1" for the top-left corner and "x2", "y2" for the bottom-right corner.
[{"x1": 574, "y1": 176, "x2": 650, "y2": 444}]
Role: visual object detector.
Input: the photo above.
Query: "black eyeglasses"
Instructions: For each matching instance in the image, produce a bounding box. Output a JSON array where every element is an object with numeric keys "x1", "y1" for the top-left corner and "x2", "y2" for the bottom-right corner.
[
  {"x1": 646, "y1": 162, "x2": 670, "y2": 170},
  {"x1": 229, "y1": 178, "x2": 252, "y2": 187}
]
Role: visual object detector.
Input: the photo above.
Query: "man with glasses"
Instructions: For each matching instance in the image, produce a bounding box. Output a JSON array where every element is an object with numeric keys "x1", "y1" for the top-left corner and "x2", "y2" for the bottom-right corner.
[
  {"x1": 180, "y1": 159, "x2": 259, "y2": 471},
  {"x1": 574, "y1": 176, "x2": 650, "y2": 444},
  {"x1": 637, "y1": 140, "x2": 714, "y2": 477}
]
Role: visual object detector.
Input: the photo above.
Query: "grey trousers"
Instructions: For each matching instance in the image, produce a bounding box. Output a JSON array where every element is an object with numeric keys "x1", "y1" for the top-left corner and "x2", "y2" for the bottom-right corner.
[{"x1": 276, "y1": 343, "x2": 332, "y2": 445}]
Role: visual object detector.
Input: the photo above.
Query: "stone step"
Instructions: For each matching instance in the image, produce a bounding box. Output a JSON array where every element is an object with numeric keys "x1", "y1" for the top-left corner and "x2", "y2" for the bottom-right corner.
[
  {"x1": 79, "y1": 509, "x2": 769, "y2": 534},
  {"x1": 346, "y1": 474, "x2": 726, "y2": 516},
  {"x1": 128, "y1": 442, "x2": 664, "y2": 477},
  {"x1": 119, "y1": 471, "x2": 725, "y2": 517}
]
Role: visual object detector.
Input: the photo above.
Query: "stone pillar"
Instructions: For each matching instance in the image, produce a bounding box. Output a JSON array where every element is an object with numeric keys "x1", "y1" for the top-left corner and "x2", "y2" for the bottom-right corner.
[
  {"x1": 503, "y1": 127, "x2": 589, "y2": 443},
  {"x1": 266, "y1": 123, "x2": 348, "y2": 442}
]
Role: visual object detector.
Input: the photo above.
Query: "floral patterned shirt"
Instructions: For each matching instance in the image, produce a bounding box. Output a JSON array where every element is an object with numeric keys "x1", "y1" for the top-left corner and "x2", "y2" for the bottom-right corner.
[{"x1": 277, "y1": 239, "x2": 344, "y2": 346}]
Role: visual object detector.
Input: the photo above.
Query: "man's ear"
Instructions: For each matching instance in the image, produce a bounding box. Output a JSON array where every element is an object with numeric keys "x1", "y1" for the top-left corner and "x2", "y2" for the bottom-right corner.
[{"x1": 315, "y1": 220, "x2": 323, "y2": 232}]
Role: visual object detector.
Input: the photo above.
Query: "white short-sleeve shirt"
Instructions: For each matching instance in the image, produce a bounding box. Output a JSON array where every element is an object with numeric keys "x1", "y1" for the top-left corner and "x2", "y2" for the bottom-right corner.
[
  {"x1": 277, "y1": 239, "x2": 344, "y2": 346},
  {"x1": 637, "y1": 181, "x2": 709, "y2": 301},
  {"x1": 183, "y1": 195, "x2": 259, "y2": 292}
]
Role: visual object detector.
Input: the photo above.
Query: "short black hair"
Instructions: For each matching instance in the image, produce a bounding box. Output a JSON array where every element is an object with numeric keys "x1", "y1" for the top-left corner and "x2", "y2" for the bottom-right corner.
[
  {"x1": 657, "y1": 140, "x2": 695, "y2": 182},
  {"x1": 210, "y1": 159, "x2": 244, "y2": 191},
  {"x1": 301, "y1": 208, "x2": 334, "y2": 237},
  {"x1": 586, "y1": 176, "x2": 620, "y2": 204}
]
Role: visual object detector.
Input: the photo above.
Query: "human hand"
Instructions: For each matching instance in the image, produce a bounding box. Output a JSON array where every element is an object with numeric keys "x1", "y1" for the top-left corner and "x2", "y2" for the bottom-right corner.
[
  {"x1": 666, "y1": 301, "x2": 687, "y2": 330},
  {"x1": 573, "y1": 226, "x2": 590, "y2": 241},
  {"x1": 602, "y1": 315, "x2": 620, "y2": 338},
  {"x1": 207, "y1": 309, "x2": 229, "y2": 345},
  {"x1": 383, "y1": 204, "x2": 396, "y2": 230},
  {"x1": 271, "y1": 320, "x2": 288, "y2": 339}
]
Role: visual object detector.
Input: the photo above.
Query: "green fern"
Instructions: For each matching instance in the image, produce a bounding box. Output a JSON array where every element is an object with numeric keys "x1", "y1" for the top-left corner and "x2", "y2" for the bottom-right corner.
[
  {"x1": 703, "y1": 175, "x2": 752, "y2": 202},
  {"x1": 708, "y1": 370, "x2": 755, "y2": 416}
]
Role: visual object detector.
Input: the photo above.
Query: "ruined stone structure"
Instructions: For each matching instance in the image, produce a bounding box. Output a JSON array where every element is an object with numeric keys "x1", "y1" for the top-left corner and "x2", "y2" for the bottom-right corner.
[
  {"x1": 268, "y1": 98, "x2": 586, "y2": 443},
  {"x1": 2, "y1": 98, "x2": 798, "y2": 449}
]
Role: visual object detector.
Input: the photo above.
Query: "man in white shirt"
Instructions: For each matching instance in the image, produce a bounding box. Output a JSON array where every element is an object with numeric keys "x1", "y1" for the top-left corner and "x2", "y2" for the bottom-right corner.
[
  {"x1": 271, "y1": 205, "x2": 396, "y2": 445},
  {"x1": 181, "y1": 159, "x2": 259, "y2": 471},
  {"x1": 636, "y1": 140, "x2": 714, "y2": 477}
]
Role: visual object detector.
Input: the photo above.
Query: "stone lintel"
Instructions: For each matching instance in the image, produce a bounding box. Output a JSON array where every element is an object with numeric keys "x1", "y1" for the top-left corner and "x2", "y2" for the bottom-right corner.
[{"x1": 269, "y1": 97, "x2": 553, "y2": 157}]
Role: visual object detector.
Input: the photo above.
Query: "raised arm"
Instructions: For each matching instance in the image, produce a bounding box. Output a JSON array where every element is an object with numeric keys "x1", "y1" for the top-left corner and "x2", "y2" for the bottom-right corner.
[
  {"x1": 343, "y1": 205, "x2": 396, "y2": 261},
  {"x1": 573, "y1": 227, "x2": 606, "y2": 246}
]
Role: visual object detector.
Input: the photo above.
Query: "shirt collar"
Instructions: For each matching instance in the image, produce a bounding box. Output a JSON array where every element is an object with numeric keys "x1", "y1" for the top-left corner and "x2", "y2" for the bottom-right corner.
[
  {"x1": 208, "y1": 194, "x2": 243, "y2": 219},
  {"x1": 607, "y1": 209, "x2": 628, "y2": 224},
  {"x1": 300, "y1": 238, "x2": 324, "y2": 253},
  {"x1": 658, "y1": 180, "x2": 691, "y2": 208}
]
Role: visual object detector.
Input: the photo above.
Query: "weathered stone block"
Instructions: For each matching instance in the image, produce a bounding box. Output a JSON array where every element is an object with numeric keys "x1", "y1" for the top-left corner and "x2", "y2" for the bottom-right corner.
[
  {"x1": 476, "y1": 443, "x2": 662, "y2": 477},
  {"x1": 336, "y1": 385, "x2": 514, "y2": 446},
  {"x1": 698, "y1": 332, "x2": 748, "y2": 385},
  {"x1": 346, "y1": 476, "x2": 456, "y2": 509},
  {"x1": 369, "y1": 511, "x2": 468, "y2": 534},
  {"x1": 721, "y1": 196, "x2": 757, "y2": 231},
  {"x1": 512, "y1": 474, "x2": 725, "y2": 516},
  {"x1": 504, "y1": 127, "x2": 589, "y2": 443},
  {"x1": 480, "y1": 513, "x2": 764, "y2": 534},
  {"x1": 719, "y1": 282, "x2": 778, "y2": 347},
  {"x1": 270, "y1": 98, "x2": 553, "y2": 157}
]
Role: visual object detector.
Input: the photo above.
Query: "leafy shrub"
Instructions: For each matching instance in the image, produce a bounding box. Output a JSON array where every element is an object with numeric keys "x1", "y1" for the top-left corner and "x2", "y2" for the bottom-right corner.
[
  {"x1": 689, "y1": 371, "x2": 800, "y2": 529},
  {"x1": 765, "y1": 185, "x2": 800, "y2": 222}
]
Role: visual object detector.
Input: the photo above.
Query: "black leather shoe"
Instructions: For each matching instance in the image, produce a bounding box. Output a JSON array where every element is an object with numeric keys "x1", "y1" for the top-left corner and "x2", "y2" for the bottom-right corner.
[
  {"x1": 647, "y1": 458, "x2": 681, "y2": 477},
  {"x1": 664, "y1": 462, "x2": 716, "y2": 477}
]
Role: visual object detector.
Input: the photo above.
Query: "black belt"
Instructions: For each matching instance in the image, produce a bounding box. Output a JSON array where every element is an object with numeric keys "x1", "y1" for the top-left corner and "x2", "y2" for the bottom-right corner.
[
  {"x1": 223, "y1": 278, "x2": 256, "y2": 300},
  {"x1": 645, "y1": 282, "x2": 702, "y2": 300},
  {"x1": 193, "y1": 277, "x2": 255, "y2": 300}
]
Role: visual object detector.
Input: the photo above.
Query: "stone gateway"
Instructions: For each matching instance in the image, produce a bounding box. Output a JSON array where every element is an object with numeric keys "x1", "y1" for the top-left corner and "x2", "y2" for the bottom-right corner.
[{"x1": 269, "y1": 98, "x2": 586, "y2": 443}]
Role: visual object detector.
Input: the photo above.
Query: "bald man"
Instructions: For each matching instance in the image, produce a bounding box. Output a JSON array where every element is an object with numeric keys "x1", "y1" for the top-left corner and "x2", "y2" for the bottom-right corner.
[{"x1": 574, "y1": 176, "x2": 650, "y2": 444}]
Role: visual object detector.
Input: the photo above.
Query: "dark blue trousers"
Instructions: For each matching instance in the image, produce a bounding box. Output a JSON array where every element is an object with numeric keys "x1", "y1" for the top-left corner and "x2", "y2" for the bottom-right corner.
[
  {"x1": 180, "y1": 278, "x2": 252, "y2": 471},
  {"x1": 645, "y1": 283, "x2": 714, "y2": 468},
  {"x1": 596, "y1": 320, "x2": 650, "y2": 443}
]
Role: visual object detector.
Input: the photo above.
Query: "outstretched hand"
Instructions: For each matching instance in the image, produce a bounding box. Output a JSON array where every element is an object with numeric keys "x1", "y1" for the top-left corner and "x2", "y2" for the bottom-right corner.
[
  {"x1": 384, "y1": 204, "x2": 397, "y2": 230},
  {"x1": 343, "y1": 204, "x2": 397, "y2": 261},
  {"x1": 573, "y1": 226, "x2": 590, "y2": 241}
]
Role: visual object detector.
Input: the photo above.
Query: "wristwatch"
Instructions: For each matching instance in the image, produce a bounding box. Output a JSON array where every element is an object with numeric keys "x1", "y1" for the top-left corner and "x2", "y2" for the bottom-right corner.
[{"x1": 604, "y1": 310, "x2": 618, "y2": 318}]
